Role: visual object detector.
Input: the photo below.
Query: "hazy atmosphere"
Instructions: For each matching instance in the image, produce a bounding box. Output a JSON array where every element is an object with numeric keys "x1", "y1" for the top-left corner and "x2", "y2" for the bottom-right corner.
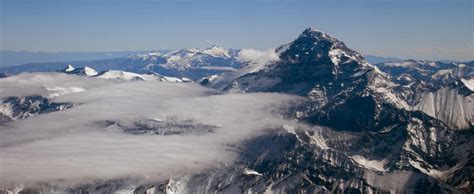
[{"x1": 1, "y1": 0, "x2": 473, "y2": 60}]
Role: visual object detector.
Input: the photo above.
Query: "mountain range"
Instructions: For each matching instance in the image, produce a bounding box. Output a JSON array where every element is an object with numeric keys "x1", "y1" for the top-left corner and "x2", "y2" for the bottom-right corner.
[
  {"x1": 0, "y1": 50, "x2": 158, "y2": 67},
  {"x1": 0, "y1": 46, "x2": 242, "y2": 79},
  {"x1": 0, "y1": 28, "x2": 472, "y2": 193}
]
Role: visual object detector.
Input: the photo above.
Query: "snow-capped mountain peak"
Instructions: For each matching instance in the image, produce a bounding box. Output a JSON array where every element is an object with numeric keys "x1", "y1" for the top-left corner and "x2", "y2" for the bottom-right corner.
[
  {"x1": 97, "y1": 70, "x2": 146, "y2": 81},
  {"x1": 206, "y1": 27, "x2": 408, "y2": 131},
  {"x1": 128, "y1": 51, "x2": 163, "y2": 61},
  {"x1": 300, "y1": 27, "x2": 334, "y2": 39},
  {"x1": 95, "y1": 69, "x2": 189, "y2": 82},
  {"x1": 163, "y1": 45, "x2": 231, "y2": 59},
  {"x1": 299, "y1": 27, "x2": 345, "y2": 48},
  {"x1": 278, "y1": 27, "x2": 370, "y2": 70},
  {"x1": 82, "y1": 66, "x2": 98, "y2": 76},
  {"x1": 62, "y1": 64, "x2": 75, "y2": 72},
  {"x1": 60, "y1": 65, "x2": 98, "y2": 76},
  {"x1": 118, "y1": 46, "x2": 242, "y2": 79},
  {"x1": 201, "y1": 45, "x2": 231, "y2": 58}
]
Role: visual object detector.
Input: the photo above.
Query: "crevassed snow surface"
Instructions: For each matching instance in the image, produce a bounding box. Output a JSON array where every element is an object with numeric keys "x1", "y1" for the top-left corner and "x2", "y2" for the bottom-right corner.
[{"x1": 0, "y1": 73, "x2": 302, "y2": 187}]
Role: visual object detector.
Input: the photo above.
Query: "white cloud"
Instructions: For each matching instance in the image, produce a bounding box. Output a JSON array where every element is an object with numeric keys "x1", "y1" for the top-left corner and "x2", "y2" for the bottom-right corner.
[
  {"x1": 0, "y1": 73, "x2": 302, "y2": 188},
  {"x1": 236, "y1": 48, "x2": 280, "y2": 68}
]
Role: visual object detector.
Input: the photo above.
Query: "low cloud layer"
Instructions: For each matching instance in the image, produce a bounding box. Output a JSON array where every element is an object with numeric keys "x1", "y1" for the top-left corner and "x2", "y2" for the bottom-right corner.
[{"x1": 0, "y1": 73, "x2": 302, "y2": 188}]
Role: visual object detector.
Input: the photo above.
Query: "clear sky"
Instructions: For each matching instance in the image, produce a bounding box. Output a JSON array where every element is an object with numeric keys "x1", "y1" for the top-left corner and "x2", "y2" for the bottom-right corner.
[{"x1": 1, "y1": 0, "x2": 473, "y2": 60}]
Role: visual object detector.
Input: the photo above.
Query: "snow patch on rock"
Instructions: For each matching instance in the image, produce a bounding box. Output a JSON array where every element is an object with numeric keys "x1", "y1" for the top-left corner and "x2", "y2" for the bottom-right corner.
[
  {"x1": 243, "y1": 168, "x2": 263, "y2": 176},
  {"x1": 350, "y1": 155, "x2": 388, "y2": 172}
]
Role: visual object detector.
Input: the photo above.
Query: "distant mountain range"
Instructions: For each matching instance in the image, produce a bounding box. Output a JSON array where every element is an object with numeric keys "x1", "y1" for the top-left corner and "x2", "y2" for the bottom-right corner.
[
  {"x1": 0, "y1": 46, "x2": 243, "y2": 79},
  {"x1": 0, "y1": 51, "x2": 448, "y2": 68},
  {"x1": 0, "y1": 50, "x2": 169, "y2": 67},
  {"x1": 2, "y1": 49, "x2": 471, "y2": 82}
]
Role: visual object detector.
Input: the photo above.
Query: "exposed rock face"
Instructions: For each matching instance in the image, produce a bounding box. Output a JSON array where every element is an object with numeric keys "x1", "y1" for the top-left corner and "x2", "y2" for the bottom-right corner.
[
  {"x1": 181, "y1": 126, "x2": 470, "y2": 193},
  {"x1": 0, "y1": 95, "x2": 74, "y2": 123},
  {"x1": 211, "y1": 28, "x2": 407, "y2": 132},
  {"x1": 191, "y1": 28, "x2": 473, "y2": 193},
  {"x1": 100, "y1": 117, "x2": 217, "y2": 135},
  {"x1": 0, "y1": 72, "x2": 10, "y2": 78}
]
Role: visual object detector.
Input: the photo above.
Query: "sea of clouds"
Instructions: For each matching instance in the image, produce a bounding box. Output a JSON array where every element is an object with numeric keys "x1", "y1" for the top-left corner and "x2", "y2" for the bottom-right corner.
[{"x1": 0, "y1": 72, "x2": 303, "y2": 188}]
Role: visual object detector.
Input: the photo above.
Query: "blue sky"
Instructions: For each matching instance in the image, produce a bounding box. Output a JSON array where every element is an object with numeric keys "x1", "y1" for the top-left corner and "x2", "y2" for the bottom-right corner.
[{"x1": 1, "y1": 0, "x2": 473, "y2": 60}]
